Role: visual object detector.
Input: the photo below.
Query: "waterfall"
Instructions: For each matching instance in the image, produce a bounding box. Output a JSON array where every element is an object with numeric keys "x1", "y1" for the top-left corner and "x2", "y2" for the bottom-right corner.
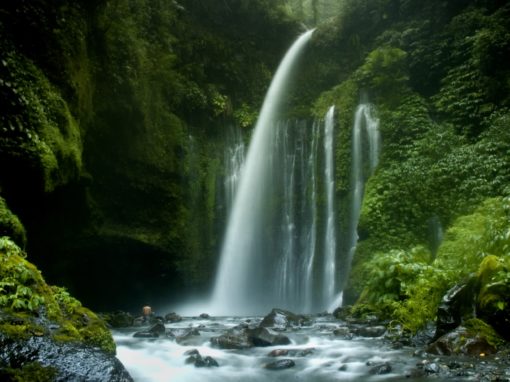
[
  {"x1": 303, "y1": 121, "x2": 319, "y2": 312},
  {"x1": 323, "y1": 106, "x2": 336, "y2": 308},
  {"x1": 347, "y1": 104, "x2": 381, "y2": 265},
  {"x1": 428, "y1": 215, "x2": 443, "y2": 259},
  {"x1": 210, "y1": 30, "x2": 315, "y2": 315},
  {"x1": 224, "y1": 128, "x2": 245, "y2": 215}
]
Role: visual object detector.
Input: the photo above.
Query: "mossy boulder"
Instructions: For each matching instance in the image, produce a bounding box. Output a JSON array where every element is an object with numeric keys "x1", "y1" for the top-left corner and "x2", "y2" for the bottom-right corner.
[
  {"x1": 476, "y1": 255, "x2": 510, "y2": 340},
  {"x1": 0, "y1": 237, "x2": 129, "y2": 379},
  {"x1": 426, "y1": 318, "x2": 504, "y2": 356}
]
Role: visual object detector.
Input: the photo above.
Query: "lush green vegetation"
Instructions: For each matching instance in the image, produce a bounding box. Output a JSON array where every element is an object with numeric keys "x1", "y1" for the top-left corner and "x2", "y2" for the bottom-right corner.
[
  {"x1": 0, "y1": 236, "x2": 115, "y2": 353},
  {"x1": 352, "y1": 197, "x2": 509, "y2": 334},
  {"x1": 309, "y1": 0, "x2": 510, "y2": 336}
]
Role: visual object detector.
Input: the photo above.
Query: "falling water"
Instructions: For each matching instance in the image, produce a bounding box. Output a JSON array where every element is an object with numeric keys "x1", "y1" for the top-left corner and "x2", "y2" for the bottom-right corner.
[
  {"x1": 323, "y1": 106, "x2": 336, "y2": 308},
  {"x1": 224, "y1": 128, "x2": 245, "y2": 215},
  {"x1": 210, "y1": 30, "x2": 315, "y2": 315},
  {"x1": 303, "y1": 121, "x2": 319, "y2": 312},
  {"x1": 347, "y1": 104, "x2": 381, "y2": 264},
  {"x1": 428, "y1": 215, "x2": 443, "y2": 259}
]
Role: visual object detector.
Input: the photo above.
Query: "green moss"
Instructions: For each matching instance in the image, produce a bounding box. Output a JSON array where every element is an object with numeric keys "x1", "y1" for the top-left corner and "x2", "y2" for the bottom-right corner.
[
  {"x1": 0, "y1": 198, "x2": 26, "y2": 249},
  {"x1": 352, "y1": 197, "x2": 510, "y2": 333},
  {"x1": 51, "y1": 286, "x2": 116, "y2": 354},
  {"x1": 1, "y1": 51, "x2": 82, "y2": 193},
  {"x1": 0, "y1": 361, "x2": 57, "y2": 382},
  {"x1": 464, "y1": 318, "x2": 505, "y2": 349},
  {"x1": 0, "y1": 238, "x2": 116, "y2": 354}
]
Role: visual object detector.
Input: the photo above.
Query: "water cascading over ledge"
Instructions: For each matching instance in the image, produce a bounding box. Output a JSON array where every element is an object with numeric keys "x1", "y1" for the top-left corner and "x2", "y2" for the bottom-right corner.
[
  {"x1": 347, "y1": 104, "x2": 381, "y2": 270},
  {"x1": 209, "y1": 29, "x2": 349, "y2": 315}
]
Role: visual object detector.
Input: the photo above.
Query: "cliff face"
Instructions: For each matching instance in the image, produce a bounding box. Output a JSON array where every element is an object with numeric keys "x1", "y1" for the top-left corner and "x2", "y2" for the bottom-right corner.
[
  {"x1": 0, "y1": 0, "x2": 299, "y2": 310},
  {"x1": 308, "y1": 0, "x2": 510, "y2": 332}
]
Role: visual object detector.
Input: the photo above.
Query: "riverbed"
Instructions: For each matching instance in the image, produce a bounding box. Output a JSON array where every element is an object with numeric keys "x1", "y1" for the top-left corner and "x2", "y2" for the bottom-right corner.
[{"x1": 112, "y1": 314, "x2": 507, "y2": 381}]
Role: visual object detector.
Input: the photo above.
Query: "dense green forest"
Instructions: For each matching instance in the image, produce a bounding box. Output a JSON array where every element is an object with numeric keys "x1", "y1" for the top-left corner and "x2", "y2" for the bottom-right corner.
[{"x1": 1, "y1": 0, "x2": 510, "y2": 378}]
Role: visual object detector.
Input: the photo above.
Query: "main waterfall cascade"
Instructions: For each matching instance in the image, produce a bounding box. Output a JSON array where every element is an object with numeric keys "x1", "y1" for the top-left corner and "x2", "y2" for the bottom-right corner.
[
  {"x1": 347, "y1": 104, "x2": 381, "y2": 266},
  {"x1": 211, "y1": 28, "x2": 382, "y2": 315},
  {"x1": 211, "y1": 29, "x2": 331, "y2": 315}
]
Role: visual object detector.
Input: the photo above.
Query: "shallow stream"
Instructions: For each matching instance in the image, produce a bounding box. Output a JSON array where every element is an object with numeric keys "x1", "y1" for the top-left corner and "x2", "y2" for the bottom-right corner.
[{"x1": 112, "y1": 315, "x2": 489, "y2": 382}]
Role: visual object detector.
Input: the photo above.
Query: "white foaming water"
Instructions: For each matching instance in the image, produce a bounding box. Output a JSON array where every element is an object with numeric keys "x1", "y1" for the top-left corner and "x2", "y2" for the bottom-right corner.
[
  {"x1": 113, "y1": 316, "x2": 437, "y2": 382},
  {"x1": 210, "y1": 30, "x2": 315, "y2": 315}
]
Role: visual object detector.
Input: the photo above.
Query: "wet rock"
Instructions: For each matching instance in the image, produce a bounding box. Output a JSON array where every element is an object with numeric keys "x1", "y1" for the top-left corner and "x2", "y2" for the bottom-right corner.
[
  {"x1": 265, "y1": 359, "x2": 295, "y2": 370},
  {"x1": 0, "y1": 333, "x2": 133, "y2": 381},
  {"x1": 332, "y1": 327, "x2": 352, "y2": 338},
  {"x1": 165, "y1": 312, "x2": 182, "y2": 323},
  {"x1": 368, "y1": 362, "x2": 392, "y2": 375},
  {"x1": 199, "y1": 313, "x2": 210, "y2": 319},
  {"x1": 132, "y1": 320, "x2": 166, "y2": 338},
  {"x1": 210, "y1": 329, "x2": 252, "y2": 350},
  {"x1": 172, "y1": 328, "x2": 200, "y2": 345},
  {"x1": 338, "y1": 364, "x2": 348, "y2": 371},
  {"x1": 427, "y1": 323, "x2": 498, "y2": 356},
  {"x1": 332, "y1": 306, "x2": 352, "y2": 321},
  {"x1": 268, "y1": 349, "x2": 289, "y2": 357},
  {"x1": 246, "y1": 327, "x2": 291, "y2": 347},
  {"x1": 133, "y1": 331, "x2": 159, "y2": 338},
  {"x1": 434, "y1": 281, "x2": 476, "y2": 339},
  {"x1": 203, "y1": 356, "x2": 219, "y2": 367},
  {"x1": 210, "y1": 326, "x2": 290, "y2": 349},
  {"x1": 268, "y1": 348, "x2": 314, "y2": 357},
  {"x1": 406, "y1": 368, "x2": 426, "y2": 378},
  {"x1": 183, "y1": 349, "x2": 219, "y2": 368},
  {"x1": 424, "y1": 362, "x2": 441, "y2": 374},
  {"x1": 133, "y1": 317, "x2": 145, "y2": 327},
  {"x1": 353, "y1": 325, "x2": 386, "y2": 337},
  {"x1": 149, "y1": 322, "x2": 166, "y2": 336},
  {"x1": 259, "y1": 308, "x2": 309, "y2": 329}
]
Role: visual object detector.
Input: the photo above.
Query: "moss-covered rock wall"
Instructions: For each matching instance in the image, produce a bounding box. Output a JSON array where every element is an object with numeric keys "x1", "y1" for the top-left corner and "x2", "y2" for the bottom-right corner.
[
  {"x1": 0, "y1": 0, "x2": 300, "y2": 310},
  {"x1": 309, "y1": 0, "x2": 510, "y2": 333}
]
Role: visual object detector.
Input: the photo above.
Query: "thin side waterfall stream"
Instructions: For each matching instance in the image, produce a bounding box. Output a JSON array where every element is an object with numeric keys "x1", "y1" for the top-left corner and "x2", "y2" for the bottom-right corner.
[{"x1": 347, "y1": 104, "x2": 380, "y2": 266}]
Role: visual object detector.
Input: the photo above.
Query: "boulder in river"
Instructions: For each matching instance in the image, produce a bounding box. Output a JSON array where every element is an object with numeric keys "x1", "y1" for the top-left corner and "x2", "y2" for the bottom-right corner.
[
  {"x1": 434, "y1": 281, "x2": 476, "y2": 339},
  {"x1": 184, "y1": 349, "x2": 219, "y2": 368},
  {"x1": 210, "y1": 326, "x2": 290, "y2": 349},
  {"x1": 268, "y1": 348, "x2": 314, "y2": 357},
  {"x1": 426, "y1": 318, "x2": 503, "y2": 356},
  {"x1": 264, "y1": 359, "x2": 295, "y2": 370},
  {"x1": 210, "y1": 328, "x2": 252, "y2": 350},
  {"x1": 353, "y1": 325, "x2": 386, "y2": 337},
  {"x1": 102, "y1": 311, "x2": 134, "y2": 328},
  {"x1": 0, "y1": 333, "x2": 133, "y2": 381},
  {"x1": 246, "y1": 327, "x2": 291, "y2": 347},
  {"x1": 368, "y1": 362, "x2": 392, "y2": 375},
  {"x1": 165, "y1": 312, "x2": 182, "y2": 323},
  {"x1": 133, "y1": 322, "x2": 166, "y2": 338},
  {"x1": 259, "y1": 308, "x2": 309, "y2": 329},
  {"x1": 171, "y1": 328, "x2": 201, "y2": 345}
]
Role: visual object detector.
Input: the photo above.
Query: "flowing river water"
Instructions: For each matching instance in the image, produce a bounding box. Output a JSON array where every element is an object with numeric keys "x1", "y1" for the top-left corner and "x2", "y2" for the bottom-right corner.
[{"x1": 111, "y1": 314, "x2": 494, "y2": 382}]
